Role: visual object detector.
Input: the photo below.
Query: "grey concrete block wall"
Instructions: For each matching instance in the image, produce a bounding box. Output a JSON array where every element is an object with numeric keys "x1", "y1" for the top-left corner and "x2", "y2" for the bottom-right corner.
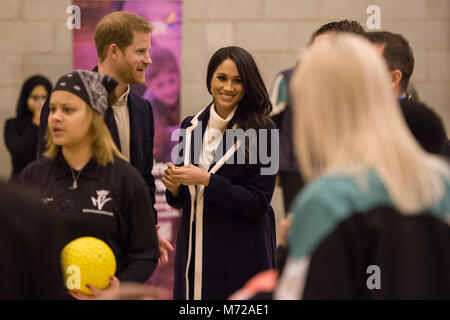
[
  {"x1": 0, "y1": 0, "x2": 72, "y2": 179},
  {"x1": 181, "y1": 0, "x2": 449, "y2": 219},
  {"x1": 181, "y1": 0, "x2": 450, "y2": 130},
  {"x1": 0, "y1": 0, "x2": 448, "y2": 184}
]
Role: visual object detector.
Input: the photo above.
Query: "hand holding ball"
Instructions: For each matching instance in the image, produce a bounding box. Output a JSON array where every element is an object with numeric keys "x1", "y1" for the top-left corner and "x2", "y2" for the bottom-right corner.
[{"x1": 61, "y1": 237, "x2": 116, "y2": 295}]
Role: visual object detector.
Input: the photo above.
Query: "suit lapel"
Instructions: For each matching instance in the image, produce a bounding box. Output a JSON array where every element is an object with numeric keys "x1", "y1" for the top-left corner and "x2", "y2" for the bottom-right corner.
[
  {"x1": 104, "y1": 107, "x2": 121, "y2": 152},
  {"x1": 127, "y1": 93, "x2": 140, "y2": 165}
]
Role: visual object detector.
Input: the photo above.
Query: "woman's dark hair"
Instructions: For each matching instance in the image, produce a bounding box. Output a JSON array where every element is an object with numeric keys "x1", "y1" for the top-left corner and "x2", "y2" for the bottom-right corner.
[
  {"x1": 16, "y1": 75, "x2": 52, "y2": 120},
  {"x1": 206, "y1": 46, "x2": 272, "y2": 131}
]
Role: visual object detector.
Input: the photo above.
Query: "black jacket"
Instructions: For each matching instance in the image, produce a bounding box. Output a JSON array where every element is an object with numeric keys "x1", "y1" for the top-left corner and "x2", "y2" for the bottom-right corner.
[
  {"x1": 302, "y1": 206, "x2": 450, "y2": 299},
  {"x1": 0, "y1": 181, "x2": 68, "y2": 299}
]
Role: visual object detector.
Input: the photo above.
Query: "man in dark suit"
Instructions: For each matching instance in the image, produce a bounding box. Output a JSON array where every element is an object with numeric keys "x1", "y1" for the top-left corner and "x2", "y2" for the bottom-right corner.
[
  {"x1": 368, "y1": 31, "x2": 450, "y2": 158},
  {"x1": 39, "y1": 11, "x2": 173, "y2": 265}
]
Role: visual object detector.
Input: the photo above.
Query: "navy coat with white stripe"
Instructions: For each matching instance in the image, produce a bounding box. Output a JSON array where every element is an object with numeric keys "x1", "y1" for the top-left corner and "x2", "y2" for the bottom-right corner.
[{"x1": 166, "y1": 104, "x2": 277, "y2": 300}]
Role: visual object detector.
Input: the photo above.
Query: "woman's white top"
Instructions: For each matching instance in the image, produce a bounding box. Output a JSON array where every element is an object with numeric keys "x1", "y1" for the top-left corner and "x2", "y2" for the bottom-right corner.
[{"x1": 198, "y1": 104, "x2": 238, "y2": 172}]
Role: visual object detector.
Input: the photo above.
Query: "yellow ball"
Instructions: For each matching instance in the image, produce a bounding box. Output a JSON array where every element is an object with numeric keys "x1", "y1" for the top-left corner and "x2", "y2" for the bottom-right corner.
[{"x1": 61, "y1": 237, "x2": 116, "y2": 295}]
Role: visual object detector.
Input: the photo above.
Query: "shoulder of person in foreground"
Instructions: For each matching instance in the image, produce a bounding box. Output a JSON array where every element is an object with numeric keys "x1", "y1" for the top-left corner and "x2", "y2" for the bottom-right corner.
[
  {"x1": 287, "y1": 168, "x2": 391, "y2": 260},
  {"x1": 0, "y1": 181, "x2": 68, "y2": 299}
]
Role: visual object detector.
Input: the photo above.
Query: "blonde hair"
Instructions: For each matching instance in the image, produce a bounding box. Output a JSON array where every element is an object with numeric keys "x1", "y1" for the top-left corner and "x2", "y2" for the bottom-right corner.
[
  {"x1": 292, "y1": 34, "x2": 449, "y2": 213},
  {"x1": 44, "y1": 107, "x2": 126, "y2": 166},
  {"x1": 94, "y1": 11, "x2": 153, "y2": 62}
]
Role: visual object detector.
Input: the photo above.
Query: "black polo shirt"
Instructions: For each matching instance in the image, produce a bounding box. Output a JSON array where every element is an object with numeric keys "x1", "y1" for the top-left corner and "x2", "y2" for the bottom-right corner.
[{"x1": 19, "y1": 151, "x2": 159, "y2": 283}]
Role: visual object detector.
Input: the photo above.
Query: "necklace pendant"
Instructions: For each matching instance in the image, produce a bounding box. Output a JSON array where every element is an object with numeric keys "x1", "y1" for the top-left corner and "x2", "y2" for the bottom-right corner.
[
  {"x1": 69, "y1": 167, "x2": 82, "y2": 191},
  {"x1": 70, "y1": 181, "x2": 77, "y2": 190}
]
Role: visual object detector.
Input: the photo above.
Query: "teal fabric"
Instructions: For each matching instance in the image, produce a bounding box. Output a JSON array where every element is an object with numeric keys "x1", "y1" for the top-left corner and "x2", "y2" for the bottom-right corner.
[
  {"x1": 273, "y1": 75, "x2": 289, "y2": 107},
  {"x1": 287, "y1": 168, "x2": 450, "y2": 260}
]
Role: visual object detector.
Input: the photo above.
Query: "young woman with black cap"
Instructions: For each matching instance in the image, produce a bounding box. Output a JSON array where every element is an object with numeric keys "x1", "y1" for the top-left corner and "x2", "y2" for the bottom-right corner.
[{"x1": 19, "y1": 70, "x2": 159, "y2": 299}]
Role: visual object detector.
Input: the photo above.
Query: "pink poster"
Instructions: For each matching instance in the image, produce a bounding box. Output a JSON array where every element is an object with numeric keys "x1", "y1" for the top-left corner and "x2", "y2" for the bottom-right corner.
[{"x1": 73, "y1": 0, "x2": 182, "y2": 299}]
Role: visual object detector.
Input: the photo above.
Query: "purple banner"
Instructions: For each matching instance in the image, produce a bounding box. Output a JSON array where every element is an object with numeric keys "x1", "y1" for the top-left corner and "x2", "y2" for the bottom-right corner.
[{"x1": 73, "y1": 0, "x2": 182, "y2": 299}]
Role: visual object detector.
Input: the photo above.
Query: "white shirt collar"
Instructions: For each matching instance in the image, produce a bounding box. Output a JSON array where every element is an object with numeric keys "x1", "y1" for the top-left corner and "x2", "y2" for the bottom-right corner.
[{"x1": 114, "y1": 85, "x2": 130, "y2": 107}]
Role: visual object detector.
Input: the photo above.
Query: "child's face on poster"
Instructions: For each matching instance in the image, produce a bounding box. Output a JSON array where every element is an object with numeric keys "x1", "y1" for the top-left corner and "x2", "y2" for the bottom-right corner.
[{"x1": 148, "y1": 70, "x2": 180, "y2": 106}]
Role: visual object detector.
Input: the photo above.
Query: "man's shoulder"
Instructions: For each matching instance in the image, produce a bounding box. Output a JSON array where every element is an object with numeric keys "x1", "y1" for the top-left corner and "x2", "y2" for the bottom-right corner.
[
  {"x1": 128, "y1": 90, "x2": 151, "y2": 108},
  {"x1": 0, "y1": 181, "x2": 57, "y2": 226},
  {"x1": 127, "y1": 91, "x2": 154, "y2": 123}
]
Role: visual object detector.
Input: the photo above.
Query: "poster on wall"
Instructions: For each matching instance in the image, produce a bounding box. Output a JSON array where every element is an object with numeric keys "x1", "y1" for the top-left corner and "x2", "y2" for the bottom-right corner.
[{"x1": 73, "y1": 0, "x2": 182, "y2": 299}]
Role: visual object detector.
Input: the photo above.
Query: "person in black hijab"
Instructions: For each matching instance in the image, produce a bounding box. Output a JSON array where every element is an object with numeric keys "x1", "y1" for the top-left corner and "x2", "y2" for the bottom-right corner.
[{"x1": 4, "y1": 75, "x2": 52, "y2": 180}]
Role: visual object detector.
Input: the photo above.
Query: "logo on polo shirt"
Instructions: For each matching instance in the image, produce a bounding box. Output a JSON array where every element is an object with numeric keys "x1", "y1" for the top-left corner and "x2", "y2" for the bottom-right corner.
[
  {"x1": 91, "y1": 190, "x2": 112, "y2": 210},
  {"x1": 82, "y1": 189, "x2": 114, "y2": 217}
]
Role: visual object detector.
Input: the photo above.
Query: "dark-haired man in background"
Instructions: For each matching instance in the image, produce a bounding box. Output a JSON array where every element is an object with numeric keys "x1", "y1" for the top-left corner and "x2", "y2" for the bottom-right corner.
[
  {"x1": 368, "y1": 31, "x2": 449, "y2": 158},
  {"x1": 270, "y1": 19, "x2": 368, "y2": 213},
  {"x1": 367, "y1": 31, "x2": 416, "y2": 102}
]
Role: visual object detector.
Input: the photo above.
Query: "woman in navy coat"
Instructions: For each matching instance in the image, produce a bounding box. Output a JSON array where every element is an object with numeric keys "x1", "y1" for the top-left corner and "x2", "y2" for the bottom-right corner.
[{"x1": 163, "y1": 46, "x2": 278, "y2": 300}]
